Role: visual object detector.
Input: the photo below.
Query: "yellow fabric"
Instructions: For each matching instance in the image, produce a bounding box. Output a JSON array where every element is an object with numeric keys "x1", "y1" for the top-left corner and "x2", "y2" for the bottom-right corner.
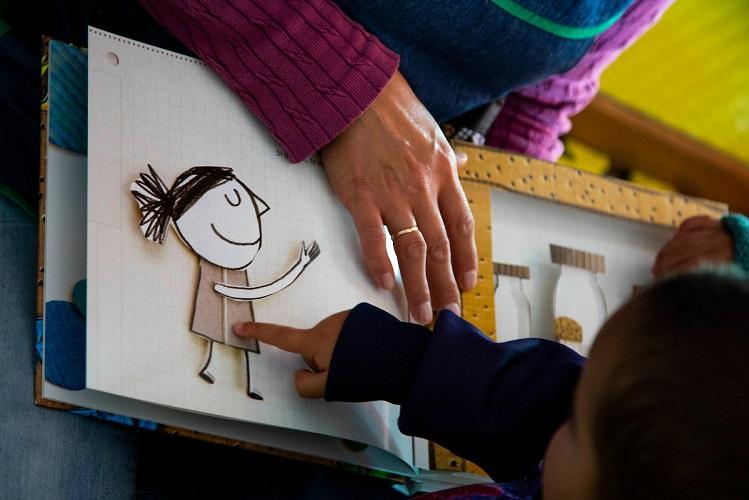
[{"x1": 600, "y1": 0, "x2": 749, "y2": 164}]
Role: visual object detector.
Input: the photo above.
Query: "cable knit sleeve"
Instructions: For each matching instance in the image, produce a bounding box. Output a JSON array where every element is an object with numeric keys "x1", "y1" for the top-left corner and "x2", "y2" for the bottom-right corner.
[
  {"x1": 137, "y1": 0, "x2": 399, "y2": 162},
  {"x1": 486, "y1": 0, "x2": 674, "y2": 161}
]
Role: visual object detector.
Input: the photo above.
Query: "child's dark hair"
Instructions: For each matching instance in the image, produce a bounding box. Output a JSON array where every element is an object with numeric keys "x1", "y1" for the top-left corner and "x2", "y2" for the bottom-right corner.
[
  {"x1": 132, "y1": 165, "x2": 234, "y2": 244},
  {"x1": 593, "y1": 269, "x2": 749, "y2": 499}
]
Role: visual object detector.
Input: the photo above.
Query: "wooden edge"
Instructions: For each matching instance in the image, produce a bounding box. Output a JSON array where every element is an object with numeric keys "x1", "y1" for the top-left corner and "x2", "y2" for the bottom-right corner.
[
  {"x1": 568, "y1": 94, "x2": 749, "y2": 215},
  {"x1": 454, "y1": 142, "x2": 727, "y2": 228},
  {"x1": 37, "y1": 36, "x2": 50, "y2": 318}
]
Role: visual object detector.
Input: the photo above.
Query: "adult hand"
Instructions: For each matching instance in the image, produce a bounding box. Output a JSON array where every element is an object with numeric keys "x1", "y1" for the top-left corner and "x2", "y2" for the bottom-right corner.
[
  {"x1": 653, "y1": 216, "x2": 733, "y2": 278},
  {"x1": 233, "y1": 311, "x2": 349, "y2": 398},
  {"x1": 321, "y1": 70, "x2": 477, "y2": 325}
]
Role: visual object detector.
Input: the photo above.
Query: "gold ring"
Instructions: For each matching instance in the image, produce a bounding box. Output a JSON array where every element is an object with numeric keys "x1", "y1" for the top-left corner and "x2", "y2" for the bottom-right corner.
[{"x1": 391, "y1": 225, "x2": 419, "y2": 241}]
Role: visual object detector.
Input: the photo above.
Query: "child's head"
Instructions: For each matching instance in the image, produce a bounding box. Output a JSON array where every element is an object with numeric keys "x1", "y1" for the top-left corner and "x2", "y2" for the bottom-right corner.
[
  {"x1": 131, "y1": 165, "x2": 269, "y2": 269},
  {"x1": 543, "y1": 270, "x2": 749, "y2": 500}
]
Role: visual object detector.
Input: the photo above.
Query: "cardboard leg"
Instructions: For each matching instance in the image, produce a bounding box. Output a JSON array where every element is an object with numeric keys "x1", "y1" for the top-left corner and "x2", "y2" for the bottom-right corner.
[
  {"x1": 245, "y1": 350, "x2": 263, "y2": 400},
  {"x1": 198, "y1": 340, "x2": 215, "y2": 384}
]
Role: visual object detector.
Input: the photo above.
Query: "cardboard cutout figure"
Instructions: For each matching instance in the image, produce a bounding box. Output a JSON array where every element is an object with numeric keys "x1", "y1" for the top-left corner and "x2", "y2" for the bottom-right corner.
[{"x1": 131, "y1": 165, "x2": 320, "y2": 399}]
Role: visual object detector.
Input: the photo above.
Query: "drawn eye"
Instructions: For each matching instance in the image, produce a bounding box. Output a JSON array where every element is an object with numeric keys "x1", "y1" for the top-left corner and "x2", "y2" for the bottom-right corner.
[{"x1": 224, "y1": 189, "x2": 242, "y2": 207}]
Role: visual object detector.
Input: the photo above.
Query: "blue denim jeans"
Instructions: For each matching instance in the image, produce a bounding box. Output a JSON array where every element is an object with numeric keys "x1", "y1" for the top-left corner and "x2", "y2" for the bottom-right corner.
[{"x1": 0, "y1": 194, "x2": 138, "y2": 498}]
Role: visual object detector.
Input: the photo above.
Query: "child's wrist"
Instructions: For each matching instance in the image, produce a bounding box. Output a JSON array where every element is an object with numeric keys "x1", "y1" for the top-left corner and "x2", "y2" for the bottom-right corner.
[
  {"x1": 722, "y1": 214, "x2": 749, "y2": 273},
  {"x1": 325, "y1": 303, "x2": 431, "y2": 405}
]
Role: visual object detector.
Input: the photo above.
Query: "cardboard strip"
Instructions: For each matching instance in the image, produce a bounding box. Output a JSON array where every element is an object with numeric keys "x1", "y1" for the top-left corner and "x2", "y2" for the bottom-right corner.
[
  {"x1": 493, "y1": 262, "x2": 531, "y2": 280},
  {"x1": 549, "y1": 244, "x2": 606, "y2": 273}
]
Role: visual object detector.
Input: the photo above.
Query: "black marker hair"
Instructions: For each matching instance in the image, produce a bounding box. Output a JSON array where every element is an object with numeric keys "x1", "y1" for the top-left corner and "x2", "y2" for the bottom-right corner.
[{"x1": 132, "y1": 165, "x2": 234, "y2": 244}]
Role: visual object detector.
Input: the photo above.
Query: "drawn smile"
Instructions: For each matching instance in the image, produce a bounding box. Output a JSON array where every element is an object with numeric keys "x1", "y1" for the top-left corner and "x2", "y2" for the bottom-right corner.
[{"x1": 210, "y1": 223, "x2": 260, "y2": 246}]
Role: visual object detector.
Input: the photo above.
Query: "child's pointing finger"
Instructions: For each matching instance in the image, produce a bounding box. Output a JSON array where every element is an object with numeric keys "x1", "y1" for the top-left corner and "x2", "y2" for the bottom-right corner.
[{"x1": 233, "y1": 322, "x2": 309, "y2": 355}]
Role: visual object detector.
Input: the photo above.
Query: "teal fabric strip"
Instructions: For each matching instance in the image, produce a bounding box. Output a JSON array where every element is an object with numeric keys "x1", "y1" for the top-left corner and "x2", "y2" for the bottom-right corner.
[
  {"x1": 723, "y1": 214, "x2": 749, "y2": 274},
  {"x1": 490, "y1": 0, "x2": 628, "y2": 39}
]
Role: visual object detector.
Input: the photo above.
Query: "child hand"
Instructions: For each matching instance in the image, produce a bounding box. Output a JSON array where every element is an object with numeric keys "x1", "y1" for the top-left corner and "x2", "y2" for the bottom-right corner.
[
  {"x1": 653, "y1": 216, "x2": 734, "y2": 278},
  {"x1": 233, "y1": 310, "x2": 349, "y2": 398}
]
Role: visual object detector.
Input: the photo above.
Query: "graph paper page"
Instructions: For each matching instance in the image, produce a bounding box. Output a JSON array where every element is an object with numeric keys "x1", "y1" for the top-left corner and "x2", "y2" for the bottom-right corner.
[{"x1": 87, "y1": 28, "x2": 414, "y2": 466}]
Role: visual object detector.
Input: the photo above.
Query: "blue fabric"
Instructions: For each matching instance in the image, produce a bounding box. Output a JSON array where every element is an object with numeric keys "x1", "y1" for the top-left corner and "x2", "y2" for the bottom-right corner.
[
  {"x1": 723, "y1": 213, "x2": 749, "y2": 274},
  {"x1": 44, "y1": 300, "x2": 86, "y2": 390},
  {"x1": 508, "y1": 0, "x2": 632, "y2": 29},
  {"x1": 71, "y1": 410, "x2": 158, "y2": 431},
  {"x1": 334, "y1": 0, "x2": 604, "y2": 121},
  {"x1": 327, "y1": 303, "x2": 585, "y2": 486},
  {"x1": 0, "y1": 189, "x2": 138, "y2": 499}
]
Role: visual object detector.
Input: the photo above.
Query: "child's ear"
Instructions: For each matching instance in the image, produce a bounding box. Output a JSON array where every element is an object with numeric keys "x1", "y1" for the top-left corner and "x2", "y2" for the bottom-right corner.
[{"x1": 252, "y1": 193, "x2": 270, "y2": 216}]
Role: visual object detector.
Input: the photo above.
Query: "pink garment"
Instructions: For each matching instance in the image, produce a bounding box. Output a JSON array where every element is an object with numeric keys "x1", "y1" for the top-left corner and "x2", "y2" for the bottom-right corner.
[
  {"x1": 137, "y1": 0, "x2": 399, "y2": 163},
  {"x1": 139, "y1": 0, "x2": 672, "y2": 164},
  {"x1": 486, "y1": 0, "x2": 675, "y2": 161}
]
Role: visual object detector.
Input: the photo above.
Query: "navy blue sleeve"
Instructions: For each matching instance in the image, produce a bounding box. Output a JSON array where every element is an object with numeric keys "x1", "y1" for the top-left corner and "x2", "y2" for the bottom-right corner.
[{"x1": 325, "y1": 303, "x2": 585, "y2": 481}]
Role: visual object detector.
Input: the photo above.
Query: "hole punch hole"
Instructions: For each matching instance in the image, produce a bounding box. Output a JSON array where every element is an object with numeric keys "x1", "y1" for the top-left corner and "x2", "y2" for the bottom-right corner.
[{"x1": 105, "y1": 52, "x2": 120, "y2": 66}]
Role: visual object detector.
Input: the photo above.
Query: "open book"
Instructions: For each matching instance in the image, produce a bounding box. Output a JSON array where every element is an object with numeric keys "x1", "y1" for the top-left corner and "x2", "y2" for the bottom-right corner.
[
  {"x1": 39, "y1": 27, "x2": 728, "y2": 492},
  {"x1": 40, "y1": 27, "x2": 459, "y2": 491}
]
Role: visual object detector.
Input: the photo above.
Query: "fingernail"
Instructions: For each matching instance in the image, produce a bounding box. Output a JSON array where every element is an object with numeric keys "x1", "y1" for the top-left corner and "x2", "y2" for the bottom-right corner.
[
  {"x1": 445, "y1": 303, "x2": 461, "y2": 316},
  {"x1": 233, "y1": 323, "x2": 248, "y2": 335},
  {"x1": 415, "y1": 302, "x2": 433, "y2": 324},
  {"x1": 381, "y1": 273, "x2": 395, "y2": 290},
  {"x1": 461, "y1": 271, "x2": 477, "y2": 290}
]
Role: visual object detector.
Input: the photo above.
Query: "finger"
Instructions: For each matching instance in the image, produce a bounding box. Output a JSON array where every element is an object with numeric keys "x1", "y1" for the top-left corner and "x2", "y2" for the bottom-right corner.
[
  {"x1": 653, "y1": 230, "x2": 715, "y2": 275},
  {"x1": 679, "y1": 216, "x2": 719, "y2": 233},
  {"x1": 387, "y1": 215, "x2": 432, "y2": 324},
  {"x1": 439, "y1": 178, "x2": 477, "y2": 291},
  {"x1": 413, "y1": 199, "x2": 461, "y2": 315},
  {"x1": 351, "y1": 202, "x2": 395, "y2": 290},
  {"x1": 653, "y1": 233, "x2": 727, "y2": 277},
  {"x1": 294, "y1": 369, "x2": 327, "y2": 398},
  {"x1": 233, "y1": 322, "x2": 310, "y2": 356},
  {"x1": 652, "y1": 234, "x2": 684, "y2": 275}
]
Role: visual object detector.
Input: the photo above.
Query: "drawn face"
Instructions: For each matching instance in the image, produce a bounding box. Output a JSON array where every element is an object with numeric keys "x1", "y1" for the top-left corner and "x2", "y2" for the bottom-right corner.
[{"x1": 174, "y1": 178, "x2": 268, "y2": 270}]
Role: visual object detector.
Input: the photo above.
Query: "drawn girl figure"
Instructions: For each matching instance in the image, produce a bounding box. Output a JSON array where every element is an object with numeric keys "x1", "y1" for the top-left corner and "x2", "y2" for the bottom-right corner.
[{"x1": 131, "y1": 165, "x2": 320, "y2": 400}]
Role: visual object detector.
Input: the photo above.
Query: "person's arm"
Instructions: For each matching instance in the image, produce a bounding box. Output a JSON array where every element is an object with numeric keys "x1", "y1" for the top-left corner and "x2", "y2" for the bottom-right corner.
[
  {"x1": 214, "y1": 241, "x2": 319, "y2": 300},
  {"x1": 137, "y1": 0, "x2": 399, "y2": 163},
  {"x1": 328, "y1": 304, "x2": 583, "y2": 481},
  {"x1": 237, "y1": 303, "x2": 584, "y2": 481},
  {"x1": 486, "y1": 0, "x2": 675, "y2": 161}
]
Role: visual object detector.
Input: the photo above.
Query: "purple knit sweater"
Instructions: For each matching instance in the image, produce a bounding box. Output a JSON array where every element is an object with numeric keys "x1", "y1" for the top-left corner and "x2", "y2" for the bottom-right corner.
[
  {"x1": 138, "y1": 0, "x2": 399, "y2": 162},
  {"x1": 138, "y1": 0, "x2": 672, "y2": 164}
]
